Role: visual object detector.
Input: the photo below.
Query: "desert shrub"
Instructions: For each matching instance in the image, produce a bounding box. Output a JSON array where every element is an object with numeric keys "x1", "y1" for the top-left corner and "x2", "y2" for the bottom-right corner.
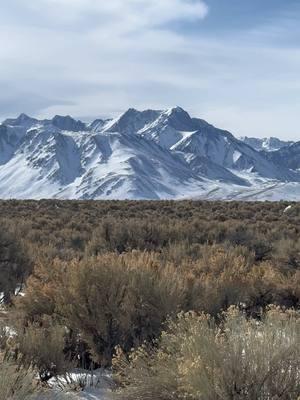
[
  {"x1": 52, "y1": 252, "x2": 188, "y2": 364},
  {"x1": 17, "y1": 253, "x2": 156, "y2": 365},
  {"x1": 14, "y1": 259, "x2": 61, "y2": 322},
  {"x1": 0, "y1": 219, "x2": 32, "y2": 304},
  {"x1": 6, "y1": 199, "x2": 300, "y2": 370},
  {"x1": 175, "y1": 245, "x2": 300, "y2": 315},
  {"x1": 16, "y1": 245, "x2": 300, "y2": 367},
  {"x1": 187, "y1": 245, "x2": 255, "y2": 311},
  {"x1": 15, "y1": 319, "x2": 72, "y2": 381},
  {"x1": 85, "y1": 218, "x2": 186, "y2": 255},
  {"x1": 274, "y1": 238, "x2": 300, "y2": 269},
  {"x1": 225, "y1": 225, "x2": 271, "y2": 259},
  {"x1": 15, "y1": 251, "x2": 190, "y2": 365},
  {"x1": 113, "y1": 307, "x2": 300, "y2": 400},
  {"x1": 0, "y1": 360, "x2": 36, "y2": 400},
  {"x1": 0, "y1": 199, "x2": 299, "y2": 267}
]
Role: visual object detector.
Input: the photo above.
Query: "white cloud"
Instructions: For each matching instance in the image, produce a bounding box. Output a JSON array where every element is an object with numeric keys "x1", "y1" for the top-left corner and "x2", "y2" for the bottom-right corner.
[
  {"x1": 28, "y1": 0, "x2": 208, "y2": 30},
  {"x1": 0, "y1": 1, "x2": 300, "y2": 140}
]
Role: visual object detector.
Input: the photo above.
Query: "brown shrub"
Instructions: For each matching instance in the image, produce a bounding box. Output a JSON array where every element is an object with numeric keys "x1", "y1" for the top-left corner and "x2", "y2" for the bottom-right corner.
[{"x1": 113, "y1": 307, "x2": 300, "y2": 400}]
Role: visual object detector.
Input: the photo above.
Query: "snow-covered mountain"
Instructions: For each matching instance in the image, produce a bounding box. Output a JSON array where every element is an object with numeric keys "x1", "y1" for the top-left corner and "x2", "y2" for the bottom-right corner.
[
  {"x1": 240, "y1": 136, "x2": 294, "y2": 152},
  {"x1": 0, "y1": 107, "x2": 299, "y2": 200}
]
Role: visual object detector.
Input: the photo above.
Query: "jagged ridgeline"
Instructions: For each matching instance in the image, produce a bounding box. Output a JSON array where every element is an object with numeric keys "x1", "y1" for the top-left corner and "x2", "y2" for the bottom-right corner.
[{"x1": 0, "y1": 107, "x2": 299, "y2": 200}]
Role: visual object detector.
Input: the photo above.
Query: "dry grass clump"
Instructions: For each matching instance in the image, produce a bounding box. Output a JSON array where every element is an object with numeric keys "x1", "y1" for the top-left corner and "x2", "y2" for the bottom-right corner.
[
  {"x1": 113, "y1": 307, "x2": 300, "y2": 400},
  {"x1": 0, "y1": 359, "x2": 36, "y2": 400}
]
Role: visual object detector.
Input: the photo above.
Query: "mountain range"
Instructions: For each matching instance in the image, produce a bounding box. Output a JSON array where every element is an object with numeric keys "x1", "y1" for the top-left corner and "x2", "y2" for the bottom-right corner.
[
  {"x1": 0, "y1": 107, "x2": 299, "y2": 200},
  {"x1": 239, "y1": 136, "x2": 294, "y2": 152}
]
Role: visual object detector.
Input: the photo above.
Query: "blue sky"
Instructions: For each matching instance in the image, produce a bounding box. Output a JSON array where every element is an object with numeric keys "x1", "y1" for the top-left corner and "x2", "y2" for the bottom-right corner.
[{"x1": 1, "y1": 0, "x2": 300, "y2": 139}]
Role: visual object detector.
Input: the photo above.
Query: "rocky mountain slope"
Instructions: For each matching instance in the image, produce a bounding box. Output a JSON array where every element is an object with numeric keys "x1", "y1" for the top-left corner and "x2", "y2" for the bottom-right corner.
[
  {"x1": 263, "y1": 141, "x2": 300, "y2": 171},
  {"x1": 0, "y1": 107, "x2": 299, "y2": 200}
]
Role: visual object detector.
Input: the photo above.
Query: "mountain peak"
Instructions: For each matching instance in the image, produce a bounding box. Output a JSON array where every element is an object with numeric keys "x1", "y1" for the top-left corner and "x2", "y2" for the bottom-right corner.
[
  {"x1": 90, "y1": 118, "x2": 106, "y2": 132},
  {"x1": 17, "y1": 113, "x2": 32, "y2": 121},
  {"x1": 117, "y1": 108, "x2": 140, "y2": 122},
  {"x1": 105, "y1": 108, "x2": 161, "y2": 135},
  {"x1": 160, "y1": 106, "x2": 197, "y2": 132},
  {"x1": 3, "y1": 113, "x2": 37, "y2": 126},
  {"x1": 52, "y1": 115, "x2": 86, "y2": 132},
  {"x1": 125, "y1": 107, "x2": 138, "y2": 114},
  {"x1": 165, "y1": 106, "x2": 187, "y2": 115}
]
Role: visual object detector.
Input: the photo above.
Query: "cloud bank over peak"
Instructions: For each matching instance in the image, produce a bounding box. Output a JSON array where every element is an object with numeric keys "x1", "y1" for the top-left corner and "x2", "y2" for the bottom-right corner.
[{"x1": 1, "y1": 0, "x2": 300, "y2": 140}]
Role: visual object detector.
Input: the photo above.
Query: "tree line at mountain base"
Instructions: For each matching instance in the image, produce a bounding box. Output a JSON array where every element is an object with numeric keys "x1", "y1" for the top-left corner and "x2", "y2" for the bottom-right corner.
[{"x1": 0, "y1": 200, "x2": 299, "y2": 399}]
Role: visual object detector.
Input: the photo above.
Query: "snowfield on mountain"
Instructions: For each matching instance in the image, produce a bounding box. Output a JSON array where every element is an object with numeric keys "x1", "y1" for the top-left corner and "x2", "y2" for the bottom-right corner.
[{"x1": 0, "y1": 107, "x2": 299, "y2": 200}]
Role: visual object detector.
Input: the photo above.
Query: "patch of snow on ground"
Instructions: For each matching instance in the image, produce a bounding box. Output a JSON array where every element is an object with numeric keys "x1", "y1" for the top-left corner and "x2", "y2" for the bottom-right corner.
[{"x1": 37, "y1": 370, "x2": 112, "y2": 400}]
